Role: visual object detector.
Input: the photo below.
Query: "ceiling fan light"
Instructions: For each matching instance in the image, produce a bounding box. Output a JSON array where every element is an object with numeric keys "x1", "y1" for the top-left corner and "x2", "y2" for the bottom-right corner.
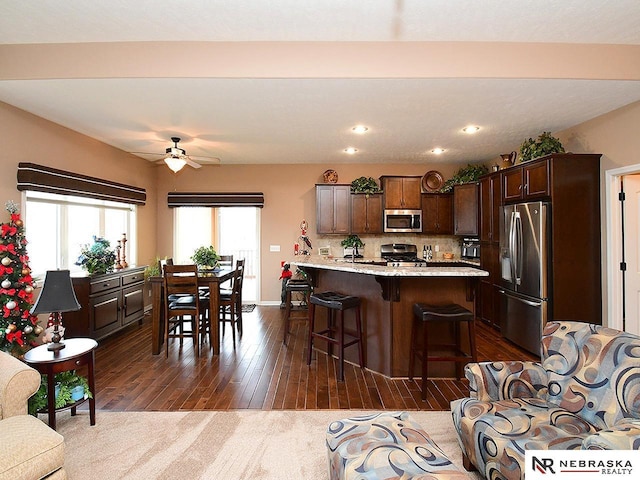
[{"x1": 164, "y1": 156, "x2": 187, "y2": 173}]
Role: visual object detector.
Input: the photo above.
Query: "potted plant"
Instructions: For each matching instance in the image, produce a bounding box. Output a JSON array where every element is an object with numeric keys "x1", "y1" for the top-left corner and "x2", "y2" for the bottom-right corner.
[
  {"x1": 341, "y1": 235, "x2": 365, "y2": 257},
  {"x1": 144, "y1": 258, "x2": 162, "y2": 280},
  {"x1": 350, "y1": 176, "x2": 381, "y2": 196},
  {"x1": 75, "y1": 236, "x2": 116, "y2": 275},
  {"x1": 519, "y1": 131, "x2": 565, "y2": 162},
  {"x1": 191, "y1": 245, "x2": 220, "y2": 269},
  {"x1": 439, "y1": 164, "x2": 489, "y2": 193},
  {"x1": 28, "y1": 370, "x2": 92, "y2": 416}
]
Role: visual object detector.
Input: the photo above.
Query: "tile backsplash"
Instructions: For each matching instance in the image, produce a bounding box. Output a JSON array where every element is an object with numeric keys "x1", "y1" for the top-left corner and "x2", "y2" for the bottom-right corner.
[{"x1": 312, "y1": 234, "x2": 465, "y2": 260}]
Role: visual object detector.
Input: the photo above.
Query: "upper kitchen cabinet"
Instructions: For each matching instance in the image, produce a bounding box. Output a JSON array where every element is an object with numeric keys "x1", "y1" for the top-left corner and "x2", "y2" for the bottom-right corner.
[
  {"x1": 380, "y1": 176, "x2": 422, "y2": 210},
  {"x1": 502, "y1": 158, "x2": 550, "y2": 202},
  {"x1": 479, "y1": 172, "x2": 502, "y2": 243},
  {"x1": 453, "y1": 183, "x2": 479, "y2": 236},
  {"x1": 351, "y1": 193, "x2": 383, "y2": 234},
  {"x1": 421, "y1": 193, "x2": 453, "y2": 234},
  {"x1": 316, "y1": 184, "x2": 351, "y2": 234}
]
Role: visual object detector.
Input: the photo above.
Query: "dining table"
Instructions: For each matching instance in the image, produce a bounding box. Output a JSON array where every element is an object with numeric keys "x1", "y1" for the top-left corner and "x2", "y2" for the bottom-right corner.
[{"x1": 149, "y1": 268, "x2": 235, "y2": 355}]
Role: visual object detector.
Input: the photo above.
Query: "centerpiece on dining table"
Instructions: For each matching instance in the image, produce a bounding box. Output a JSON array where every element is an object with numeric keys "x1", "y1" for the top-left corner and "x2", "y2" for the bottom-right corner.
[{"x1": 191, "y1": 245, "x2": 220, "y2": 273}]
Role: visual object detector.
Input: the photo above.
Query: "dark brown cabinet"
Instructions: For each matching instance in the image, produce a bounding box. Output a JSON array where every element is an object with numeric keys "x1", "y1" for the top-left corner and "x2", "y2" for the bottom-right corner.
[
  {"x1": 421, "y1": 193, "x2": 453, "y2": 234},
  {"x1": 502, "y1": 160, "x2": 550, "y2": 202},
  {"x1": 316, "y1": 184, "x2": 351, "y2": 234},
  {"x1": 478, "y1": 172, "x2": 502, "y2": 328},
  {"x1": 494, "y1": 153, "x2": 603, "y2": 328},
  {"x1": 453, "y1": 183, "x2": 478, "y2": 236},
  {"x1": 479, "y1": 173, "x2": 501, "y2": 243},
  {"x1": 380, "y1": 176, "x2": 422, "y2": 210},
  {"x1": 351, "y1": 193, "x2": 383, "y2": 234},
  {"x1": 64, "y1": 267, "x2": 146, "y2": 340}
]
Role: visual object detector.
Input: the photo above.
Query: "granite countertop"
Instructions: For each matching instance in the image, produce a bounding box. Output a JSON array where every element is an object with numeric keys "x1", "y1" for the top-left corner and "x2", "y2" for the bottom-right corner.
[{"x1": 290, "y1": 256, "x2": 488, "y2": 277}]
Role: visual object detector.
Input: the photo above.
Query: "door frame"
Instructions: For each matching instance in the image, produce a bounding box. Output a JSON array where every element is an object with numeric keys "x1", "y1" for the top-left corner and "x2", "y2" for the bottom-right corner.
[{"x1": 605, "y1": 163, "x2": 640, "y2": 331}]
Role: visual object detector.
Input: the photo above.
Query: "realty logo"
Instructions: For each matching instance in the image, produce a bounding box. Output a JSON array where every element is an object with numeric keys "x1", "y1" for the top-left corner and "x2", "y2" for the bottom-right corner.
[
  {"x1": 525, "y1": 450, "x2": 639, "y2": 479},
  {"x1": 533, "y1": 456, "x2": 556, "y2": 474}
]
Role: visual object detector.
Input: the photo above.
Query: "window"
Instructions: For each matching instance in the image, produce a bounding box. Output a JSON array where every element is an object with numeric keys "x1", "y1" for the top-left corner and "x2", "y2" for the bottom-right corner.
[
  {"x1": 173, "y1": 207, "x2": 212, "y2": 264},
  {"x1": 23, "y1": 191, "x2": 136, "y2": 276}
]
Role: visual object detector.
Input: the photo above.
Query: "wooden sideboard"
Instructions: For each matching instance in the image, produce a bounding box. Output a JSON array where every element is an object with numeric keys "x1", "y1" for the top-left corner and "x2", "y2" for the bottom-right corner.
[{"x1": 63, "y1": 267, "x2": 146, "y2": 340}]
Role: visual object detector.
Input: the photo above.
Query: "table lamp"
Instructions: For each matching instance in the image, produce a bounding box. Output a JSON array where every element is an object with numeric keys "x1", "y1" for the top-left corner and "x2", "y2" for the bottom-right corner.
[{"x1": 30, "y1": 270, "x2": 81, "y2": 351}]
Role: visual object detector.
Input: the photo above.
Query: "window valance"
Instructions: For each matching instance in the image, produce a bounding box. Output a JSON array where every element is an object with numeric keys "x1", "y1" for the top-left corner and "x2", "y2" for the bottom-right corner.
[
  {"x1": 17, "y1": 163, "x2": 146, "y2": 205},
  {"x1": 167, "y1": 192, "x2": 264, "y2": 208}
]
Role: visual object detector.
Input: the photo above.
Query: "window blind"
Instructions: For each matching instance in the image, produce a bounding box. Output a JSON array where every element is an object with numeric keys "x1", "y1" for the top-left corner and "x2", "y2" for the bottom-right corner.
[
  {"x1": 17, "y1": 163, "x2": 146, "y2": 205},
  {"x1": 167, "y1": 192, "x2": 264, "y2": 208}
]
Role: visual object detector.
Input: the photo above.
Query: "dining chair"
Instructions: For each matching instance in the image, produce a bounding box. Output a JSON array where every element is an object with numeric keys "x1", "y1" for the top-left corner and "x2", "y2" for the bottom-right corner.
[
  {"x1": 219, "y1": 259, "x2": 245, "y2": 343},
  {"x1": 163, "y1": 264, "x2": 208, "y2": 357},
  {"x1": 216, "y1": 254, "x2": 234, "y2": 291},
  {"x1": 218, "y1": 255, "x2": 233, "y2": 269},
  {"x1": 234, "y1": 259, "x2": 246, "y2": 334}
]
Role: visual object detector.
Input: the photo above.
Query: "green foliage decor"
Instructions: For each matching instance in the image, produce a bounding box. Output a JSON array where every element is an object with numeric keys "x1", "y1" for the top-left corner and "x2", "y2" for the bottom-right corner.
[
  {"x1": 76, "y1": 236, "x2": 116, "y2": 275},
  {"x1": 28, "y1": 370, "x2": 92, "y2": 416},
  {"x1": 191, "y1": 246, "x2": 220, "y2": 268},
  {"x1": 440, "y1": 164, "x2": 489, "y2": 193},
  {"x1": 340, "y1": 235, "x2": 365, "y2": 248},
  {"x1": 519, "y1": 131, "x2": 565, "y2": 162},
  {"x1": 144, "y1": 258, "x2": 161, "y2": 279},
  {"x1": 350, "y1": 176, "x2": 381, "y2": 195}
]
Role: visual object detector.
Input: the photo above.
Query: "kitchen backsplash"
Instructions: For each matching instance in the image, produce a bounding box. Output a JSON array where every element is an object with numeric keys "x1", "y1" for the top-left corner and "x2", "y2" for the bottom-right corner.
[{"x1": 312, "y1": 234, "x2": 464, "y2": 260}]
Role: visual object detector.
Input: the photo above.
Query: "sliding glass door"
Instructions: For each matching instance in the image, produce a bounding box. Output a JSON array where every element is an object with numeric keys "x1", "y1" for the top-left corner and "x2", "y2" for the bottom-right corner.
[
  {"x1": 217, "y1": 207, "x2": 259, "y2": 302},
  {"x1": 174, "y1": 206, "x2": 260, "y2": 302}
]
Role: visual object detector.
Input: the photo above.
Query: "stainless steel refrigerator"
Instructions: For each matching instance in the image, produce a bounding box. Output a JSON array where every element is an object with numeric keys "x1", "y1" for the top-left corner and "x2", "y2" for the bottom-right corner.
[{"x1": 499, "y1": 201, "x2": 549, "y2": 355}]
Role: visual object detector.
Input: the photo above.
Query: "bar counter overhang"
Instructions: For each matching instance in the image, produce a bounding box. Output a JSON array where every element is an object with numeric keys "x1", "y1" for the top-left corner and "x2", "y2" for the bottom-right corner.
[{"x1": 291, "y1": 256, "x2": 489, "y2": 378}]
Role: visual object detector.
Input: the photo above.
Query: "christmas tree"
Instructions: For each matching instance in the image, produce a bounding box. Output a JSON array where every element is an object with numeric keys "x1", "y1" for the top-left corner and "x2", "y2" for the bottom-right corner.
[{"x1": 0, "y1": 201, "x2": 42, "y2": 357}]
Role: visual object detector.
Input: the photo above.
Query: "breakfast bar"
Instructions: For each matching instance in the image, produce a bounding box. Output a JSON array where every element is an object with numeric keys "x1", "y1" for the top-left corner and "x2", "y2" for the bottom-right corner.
[{"x1": 291, "y1": 256, "x2": 488, "y2": 378}]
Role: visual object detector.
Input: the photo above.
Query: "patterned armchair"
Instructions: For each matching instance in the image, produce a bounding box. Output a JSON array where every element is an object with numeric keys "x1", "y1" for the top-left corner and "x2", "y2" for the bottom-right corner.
[{"x1": 451, "y1": 321, "x2": 640, "y2": 480}]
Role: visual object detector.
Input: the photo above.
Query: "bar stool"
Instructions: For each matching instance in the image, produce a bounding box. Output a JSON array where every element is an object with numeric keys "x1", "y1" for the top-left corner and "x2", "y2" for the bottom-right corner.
[
  {"x1": 307, "y1": 291, "x2": 364, "y2": 381},
  {"x1": 283, "y1": 278, "x2": 312, "y2": 345},
  {"x1": 409, "y1": 303, "x2": 477, "y2": 400}
]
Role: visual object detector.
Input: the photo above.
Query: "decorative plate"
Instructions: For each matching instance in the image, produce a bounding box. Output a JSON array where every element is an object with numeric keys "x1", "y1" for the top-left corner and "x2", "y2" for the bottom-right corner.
[
  {"x1": 323, "y1": 169, "x2": 339, "y2": 183},
  {"x1": 422, "y1": 170, "x2": 444, "y2": 192}
]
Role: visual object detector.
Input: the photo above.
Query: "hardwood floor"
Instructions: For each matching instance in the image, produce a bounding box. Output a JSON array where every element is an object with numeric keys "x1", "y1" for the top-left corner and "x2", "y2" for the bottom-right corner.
[{"x1": 85, "y1": 306, "x2": 537, "y2": 411}]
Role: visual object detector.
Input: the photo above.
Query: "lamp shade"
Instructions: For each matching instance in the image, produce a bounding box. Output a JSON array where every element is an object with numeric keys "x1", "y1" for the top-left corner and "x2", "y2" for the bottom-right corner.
[
  {"x1": 164, "y1": 156, "x2": 187, "y2": 173},
  {"x1": 30, "y1": 270, "x2": 81, "y2": 314}
]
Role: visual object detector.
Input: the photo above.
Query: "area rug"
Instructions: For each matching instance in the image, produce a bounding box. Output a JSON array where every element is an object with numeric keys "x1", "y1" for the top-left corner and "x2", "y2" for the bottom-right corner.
[
  {"x1": 241, "y1": 304, "x2": 256, "y2": 313},
  {"x1": 56, "y1": 410, "x2": 481, "y2": 479}
]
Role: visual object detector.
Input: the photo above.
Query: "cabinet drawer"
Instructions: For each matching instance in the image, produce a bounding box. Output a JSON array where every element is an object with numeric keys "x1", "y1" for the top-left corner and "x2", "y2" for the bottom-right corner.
[
  {"x1": 122, "y1": 270, "x2": 144, "y2": 286},
  {"x1": 90, "y1": 276, "x2": 121, "y2": 294}
]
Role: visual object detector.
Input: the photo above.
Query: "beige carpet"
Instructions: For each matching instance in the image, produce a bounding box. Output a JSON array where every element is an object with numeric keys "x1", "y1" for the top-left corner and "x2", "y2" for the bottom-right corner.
[{"x1": 54, "y1": 410, "x2": 482, "y2": 479}]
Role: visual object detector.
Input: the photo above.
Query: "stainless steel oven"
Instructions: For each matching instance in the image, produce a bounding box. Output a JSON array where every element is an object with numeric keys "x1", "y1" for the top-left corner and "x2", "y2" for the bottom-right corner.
[{"x1": 383, "y1": 209, "x2": 422, "y2": 233}]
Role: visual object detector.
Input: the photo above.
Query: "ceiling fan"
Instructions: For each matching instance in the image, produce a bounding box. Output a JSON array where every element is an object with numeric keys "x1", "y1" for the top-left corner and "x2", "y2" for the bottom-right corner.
[{"x1": 131, "y1": 137, "x2": 220, "y2": 173}]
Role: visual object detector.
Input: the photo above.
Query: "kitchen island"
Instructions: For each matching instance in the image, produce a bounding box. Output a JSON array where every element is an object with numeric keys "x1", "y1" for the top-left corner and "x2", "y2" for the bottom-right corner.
[{"x1": 291, "y1": 256, "x2": 488, "y2": 378}]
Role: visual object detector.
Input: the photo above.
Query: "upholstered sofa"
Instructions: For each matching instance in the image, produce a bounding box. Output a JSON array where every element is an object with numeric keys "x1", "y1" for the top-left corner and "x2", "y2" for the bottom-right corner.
[
  {"x1": 451, "y1": 321, "x2": 640, "y2": 480},
  {"x1": 327, "y1": 411, "x2": 468, "y2": 479},
  {"x1": 0, "y1": 350, "x2": 66, "y2": 480}
]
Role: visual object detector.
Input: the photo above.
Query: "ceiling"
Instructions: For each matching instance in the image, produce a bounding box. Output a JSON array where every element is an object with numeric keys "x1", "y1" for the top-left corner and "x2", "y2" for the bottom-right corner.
[{"x1": 1, "y1": 0, "x2": 640, "y2": 167}]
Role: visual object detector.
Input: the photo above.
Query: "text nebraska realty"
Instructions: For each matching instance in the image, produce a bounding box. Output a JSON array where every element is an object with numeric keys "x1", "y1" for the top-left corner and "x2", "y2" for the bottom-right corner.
[{"x1": 560, "y1": 459, "x2": 632, "y2": 475}]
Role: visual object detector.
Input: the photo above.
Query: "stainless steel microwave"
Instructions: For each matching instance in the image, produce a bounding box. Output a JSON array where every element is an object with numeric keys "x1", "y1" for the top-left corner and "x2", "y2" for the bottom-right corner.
[{"x1": 383, "y1": 209, "x2": 422, "y2": 233}]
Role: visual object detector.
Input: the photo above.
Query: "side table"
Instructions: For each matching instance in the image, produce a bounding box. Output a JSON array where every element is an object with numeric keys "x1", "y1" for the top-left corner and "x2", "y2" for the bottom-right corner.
[{"x1": 24, "y1": 337, "x2": 98, "y2": 431}]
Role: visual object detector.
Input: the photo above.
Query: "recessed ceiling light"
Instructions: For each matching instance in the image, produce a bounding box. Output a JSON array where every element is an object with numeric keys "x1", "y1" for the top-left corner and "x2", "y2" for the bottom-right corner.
[
  {"x1": 344, "y1": 147, "x2": 358, "y2": 154},
  {"x1": 352, "y1": 125, "x2": 369, "y2": 134},
  {"x1": 431, "y1": 148, "x2": 445, "y2": 154},
  {"x1": 462, "y1": 125, "x2": 480, "y2": 134}
]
